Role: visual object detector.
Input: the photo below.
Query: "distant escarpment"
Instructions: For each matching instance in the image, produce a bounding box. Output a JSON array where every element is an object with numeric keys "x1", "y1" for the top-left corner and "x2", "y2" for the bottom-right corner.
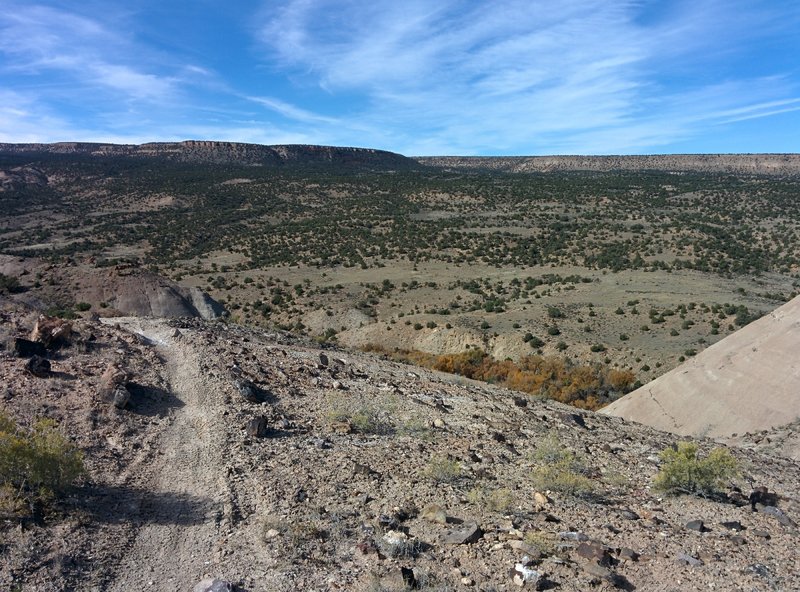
[
  {"x1": 0, "y1": 141, "x2": 422, "y2": 171},
  {"x1": 416, "y1": 154, "x2": 800, "y2": 176}
]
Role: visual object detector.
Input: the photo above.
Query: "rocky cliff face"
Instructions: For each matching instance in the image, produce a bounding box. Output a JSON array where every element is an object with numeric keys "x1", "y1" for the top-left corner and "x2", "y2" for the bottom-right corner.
[
  {"x1": 4, "y1": 142, "x2": 797, "y2": 175},
  {"x1": 416, "y1": 154, "x2": 800, "y2": 176},
  {"x1": 0, "y1": 141, "x2": 422, "y2": 170}
]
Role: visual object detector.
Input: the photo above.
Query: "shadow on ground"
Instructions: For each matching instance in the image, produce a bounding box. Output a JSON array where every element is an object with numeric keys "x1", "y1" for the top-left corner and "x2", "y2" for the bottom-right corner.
[
  {"x1": 125, "y1": 382, "x2": 185, "y2": 417},
  {"x1": 74, "y1": 484, "x2": 213, "y2": 526}
]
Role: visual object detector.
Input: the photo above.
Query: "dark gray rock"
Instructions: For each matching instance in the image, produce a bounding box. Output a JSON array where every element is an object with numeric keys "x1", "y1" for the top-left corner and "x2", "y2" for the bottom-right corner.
[
  {"x1": 575, "y1": 541, "x2": 613, "y2": 566},
  {"x1": 581, "y1": 562, "x2": 612, "y2": 580},
  {"x1": 751, "y1": 529, "x2": 771, "y2": 539},
  {"x1": 235, "y1": 379, "x2": 259, "y2": 403},
  {"x1": 25, "y1": 355, "x2": 51, "y2": 377},
  {"x1": 442, "y1": 520, "x2": 483, "y2": 545},
  {"x1": 312, "y1": 437, "x2": 332, "y2": 449},
  {"x1": 676, "y1": 553, "x2": 704, "y2": 567},
  {"x1": 619, "y1": 509, "x2": 639, "y2": 520},
  {"x1": 380, "y1": 567, "x2": 416, "y2": 590},
  {"x1": 559, "y1": 531, "x2": 589, "y2": 542},
  {"x1": 745, "y1": 563, "x2": 770, "y2": 579},
  {"x1": 759, "y1": 505, "x2": 797, "y2": 527},
  {"x1": 685, "y1": 520, "x2": 707, "y2": 532},
  {"x1": 246, "y1": 416, "x2": 267, "y2": 437},
  {"x1": 112, "y1": 385, "x2": 131, "y2": 409},
  {"x1": 193, "y1": 578, "x2": 233, "y2": 592},
  {"x1": 559, "y1": 412, "x2": 587, "y2": 429},
  {"x1": 720, "y1": 520, "x2": 745, "y2": 531},
  {"x1": 13, "y1": 337, "x2": 47, "y2": 358}
]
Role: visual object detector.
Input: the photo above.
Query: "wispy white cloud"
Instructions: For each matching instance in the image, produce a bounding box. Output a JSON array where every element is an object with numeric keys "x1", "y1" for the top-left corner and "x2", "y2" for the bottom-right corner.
[
  {"x1": 1, "y1": 1, "x2": 798, "y2": 153},
  {"x1": 246, "y1": 96, "x2": 339, "y2": 124},
  {"x1": 258, "y1": 0, "x2": 800, "y2": 154},
  {"x1": 0, "y1": 88, "x2": 323, "y2": 146},
  {"x1": 0, "y1": 4, "x2": 178, "y2": 102}
]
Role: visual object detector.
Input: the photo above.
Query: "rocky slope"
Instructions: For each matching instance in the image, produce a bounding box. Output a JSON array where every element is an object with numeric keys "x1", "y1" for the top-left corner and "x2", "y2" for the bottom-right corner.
[
  {"x1": 0, "y1": 141, "x2": 422, "y2": 171},
  {"x1": 0, "y1": 166, "x2": 48, "y2": 191},
  {"x1": 0, "y1": 255, "x2": 225, "y2": 321},
  {"x1": 1, "y1": 301, "x2": 798, "y2": 591},
  {"x1": 416, "y1": 154, "x2": 800, "y2": 176},
  {"x1": 602, "y1": 295, "x2": 800, "y2": 460}
]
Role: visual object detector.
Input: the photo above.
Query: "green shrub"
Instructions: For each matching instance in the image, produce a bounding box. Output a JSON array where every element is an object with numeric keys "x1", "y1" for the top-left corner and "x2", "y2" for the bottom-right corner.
[
  {"x1": 424, "y1": 457, "x2": 462, "y2": 484},
  {"x1": 528, "y1": 336, "x2": 545, "y2": 348},
  {"x1": 44, "y1": 306, "x2": 78, "y2": 320},
  {"x1": 653, "y1": 441, "x2": 738, "y2": 496},
  {"x1": 0, "y1": 413, "x2": 83, "y2": 515},
  {"x1": 467, "y1": 486, "x2": 516, "y2": 514},
  {"x1": 0, "y1": 273, "x2": 21, "y2": 294},
  {"x1": 531, "y1": 433, "x2": 594, "y2": 497},
  {"x1": 324, "y1": 394, "x2": 395, "y2": 435}
]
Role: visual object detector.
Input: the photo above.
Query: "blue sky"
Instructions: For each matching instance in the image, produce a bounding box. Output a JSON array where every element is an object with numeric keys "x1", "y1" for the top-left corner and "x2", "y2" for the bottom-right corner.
[{"x1": 1, "y1": 0, "x2": 799, "y2": 155}]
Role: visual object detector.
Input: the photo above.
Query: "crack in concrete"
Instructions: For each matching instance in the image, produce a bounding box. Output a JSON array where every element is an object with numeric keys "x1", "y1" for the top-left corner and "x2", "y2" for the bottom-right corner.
[{"x1": 647, "y1": 388, "x2": 680, "y2": 431}]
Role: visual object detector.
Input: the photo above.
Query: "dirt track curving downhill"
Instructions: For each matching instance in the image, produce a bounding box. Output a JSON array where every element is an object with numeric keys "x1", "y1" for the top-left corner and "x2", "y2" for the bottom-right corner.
[{"x1": 100, "y1": 318, "x2": 247, "y2": 591}]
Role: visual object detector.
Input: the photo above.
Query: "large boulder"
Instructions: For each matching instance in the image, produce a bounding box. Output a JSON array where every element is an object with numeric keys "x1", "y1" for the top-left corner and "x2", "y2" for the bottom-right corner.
[{"x1": 31, "y1": 315, "x2": 72, "y2": 349}]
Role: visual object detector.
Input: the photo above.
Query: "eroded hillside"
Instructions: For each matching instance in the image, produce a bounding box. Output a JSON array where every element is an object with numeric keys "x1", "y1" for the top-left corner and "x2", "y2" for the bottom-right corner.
[{"x1": 1, "y1": 303, "x2": 799, "y2": 591}]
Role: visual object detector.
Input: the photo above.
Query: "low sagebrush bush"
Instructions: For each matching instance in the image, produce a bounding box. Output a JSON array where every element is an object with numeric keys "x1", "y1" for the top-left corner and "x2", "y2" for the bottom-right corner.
[
  {"x1": 325, "y1": 395, "x2": 393, "y2": 435},
  {"x1": 467, "y1": 486, "x2": 516, "y2": 514},
  {"x1": 653, "y1": 441, "x2": 738, "y2": 496},
  {"x1": 0, "y1": 272, "x2": 21, "y2": 294},
  {"x1": 530, "y1": 432, "x2": 594, "y2": 497},
  {"x1": 424, "y1": 457, "x2": 462, "y2": 484},
  {"x1": 0, "y1": 413, "x2": 83, "y2": 515},
  {"x1": 523, "y1": 530, "x2": 558, "y2": 556}
]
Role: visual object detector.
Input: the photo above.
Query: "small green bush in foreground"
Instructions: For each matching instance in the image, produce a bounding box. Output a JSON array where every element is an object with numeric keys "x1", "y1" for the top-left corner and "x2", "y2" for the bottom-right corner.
[
  {"x1": 653, "y1": 441, "x2": 738, "y2": 496},
  {"x1": 0, "y1": 413, "x2": 83, "y2": 516}
]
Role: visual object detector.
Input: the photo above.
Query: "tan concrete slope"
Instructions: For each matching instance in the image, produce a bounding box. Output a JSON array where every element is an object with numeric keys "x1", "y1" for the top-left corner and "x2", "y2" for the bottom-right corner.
[{"x1": 601, "y1": 295, "x2": 800, "y2": 440}]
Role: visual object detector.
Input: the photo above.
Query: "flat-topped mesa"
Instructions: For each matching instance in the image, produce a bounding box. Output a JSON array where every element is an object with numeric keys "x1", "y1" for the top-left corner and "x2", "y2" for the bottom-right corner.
[
  {"x1": 415, "y1": 154, "x2": 800, "y2": 176},
  {"x1": 0, "y1": 141, "x2": 421, "y2": 170}
]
